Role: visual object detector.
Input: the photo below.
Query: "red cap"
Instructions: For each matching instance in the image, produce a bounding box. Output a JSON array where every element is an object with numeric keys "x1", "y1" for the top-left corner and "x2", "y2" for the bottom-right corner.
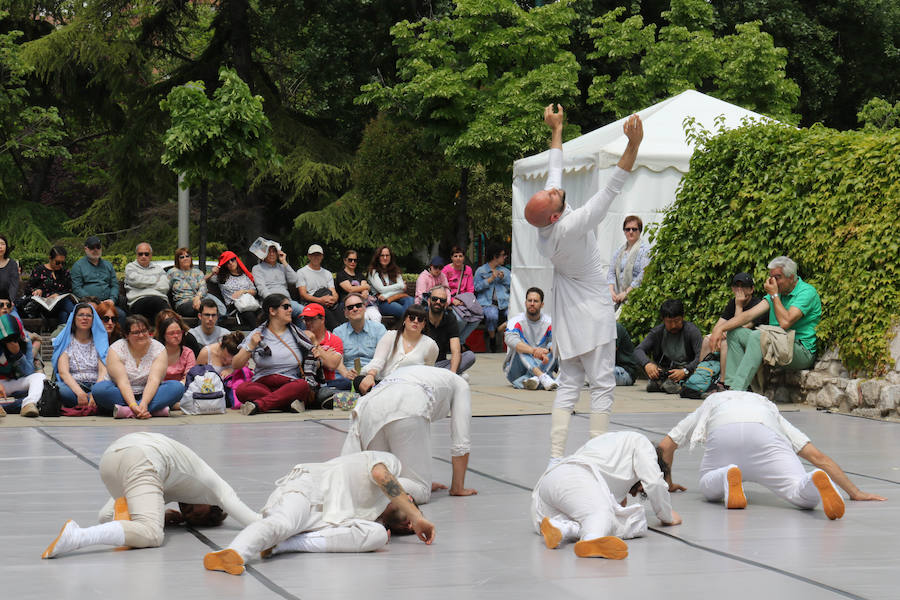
[{"x1": 301, "y1": 303, "x2": 325, "y2": 318}]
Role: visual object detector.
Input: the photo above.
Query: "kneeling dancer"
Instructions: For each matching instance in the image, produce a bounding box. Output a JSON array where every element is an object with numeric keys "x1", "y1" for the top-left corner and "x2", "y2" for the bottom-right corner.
[
  {"x1": 204, "y1": 451, "x2": 435, "y2": 575},
  {"x1": 341, "y1": 365, "x2": 476, "y2": 503},
  {"x1": 658, "y1": 390, "x2": 886, "y2": 518},
  {"x1": 42, "y1": 432, "x2": 260, "y2": 558},
  {"x1": 531, "y1": 431, "x2": 681, "y2": 559}
]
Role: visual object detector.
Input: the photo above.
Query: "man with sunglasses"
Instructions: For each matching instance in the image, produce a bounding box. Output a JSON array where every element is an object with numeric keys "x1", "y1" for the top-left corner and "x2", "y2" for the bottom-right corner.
[
  {"x1": 72, "y1": 236, "x2": 119, "y2": 305},
  {"x1": 423, "y1": 285, "x2": 476, "y2": 376},
  {"x1": 524, "y1": 104, "x2": 643, "y2": 464},
  {"x1": 334, "y1": 293, "x2": 387, "y2": 387},
  {"x1": 125, "y1": 243, "x2": 170, "y2": 322}
]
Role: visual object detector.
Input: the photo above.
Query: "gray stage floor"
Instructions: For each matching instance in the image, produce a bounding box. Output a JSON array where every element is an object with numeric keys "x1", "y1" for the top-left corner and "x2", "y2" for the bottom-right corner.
[{"x1": 3, "y1": 410, "x2": 897, "y2": 600}]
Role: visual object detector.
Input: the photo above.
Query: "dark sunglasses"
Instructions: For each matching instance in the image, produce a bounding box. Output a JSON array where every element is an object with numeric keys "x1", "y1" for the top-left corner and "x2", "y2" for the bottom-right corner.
[
  {"x1": 345, "y1": 257, "x2": 357, "y2": 263},
  {"x1": 280, "y1": 303, "x2": 293, "y2": 310},
  {"x1": 429, "y1": 296, "x2": 447, "y2": 304},
  {"x1": 345, "y1": 302, "x2": 364, "y2": 311},
  {"x1": 86, "y1": 244, "x2": 101, "y2": 250},
  {"x1": 137, "y1": 252, "x2": 151, "y2": 257},
  {"x1": 406, "y1": 314, "x2": 426, "y2": 323},
  {"x1": 623, "y1": 227, "x2": 640, "y2": 232},
  {"x1": 178, "y1": 254, "x2": 191, "y2": 259},
  {"x1": 100, "y1": 315, "x2": 116, "y2": 323},
  {"x1": 52, "y1": 260, "x2": 66, "y2": 266}
]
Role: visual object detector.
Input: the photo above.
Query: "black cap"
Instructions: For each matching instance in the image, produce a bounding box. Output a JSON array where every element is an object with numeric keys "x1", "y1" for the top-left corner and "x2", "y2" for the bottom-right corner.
[
  {"x1": 731, "y1": 272, "x2": 753, "y2": 286},
  {"x1": 429, "y1": 256, "x2": 445, "y2": 268},
  {"x1": 85, "y1": 236, "x2": 102, "y2": 248}
]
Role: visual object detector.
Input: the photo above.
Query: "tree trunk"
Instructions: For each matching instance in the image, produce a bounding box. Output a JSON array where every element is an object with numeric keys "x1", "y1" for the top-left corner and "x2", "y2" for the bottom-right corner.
[
  {"x1": 456, "y1": 167, "x2": 469, "y2": 251},
  {"x1": 228, "y1": 0, "x2": 254, "y2": 90},
  {"x1": 199, "y1": 179, "x2": 209, "y2": 272}
]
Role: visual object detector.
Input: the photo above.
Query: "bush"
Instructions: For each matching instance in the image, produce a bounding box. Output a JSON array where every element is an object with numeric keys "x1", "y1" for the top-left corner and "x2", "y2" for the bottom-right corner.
[{"x1": 621, "y1": 121, "x2": 900, "y2": 374}]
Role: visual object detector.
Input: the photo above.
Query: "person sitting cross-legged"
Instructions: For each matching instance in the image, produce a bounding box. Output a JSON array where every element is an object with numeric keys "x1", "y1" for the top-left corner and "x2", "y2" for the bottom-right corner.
[
  {"x1": 634, "y1": 299, "x2": 702, "y2": 394},
  {"x1": 503, "y1": 286, "x2": 558, "y2": 390},
  {"x1": 52, "y1": 303, "x2": 109, "y2": 409}
]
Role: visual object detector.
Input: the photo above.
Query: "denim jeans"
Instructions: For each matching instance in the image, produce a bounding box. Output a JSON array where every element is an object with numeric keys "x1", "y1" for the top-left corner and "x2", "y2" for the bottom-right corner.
[
  {"x1": 378, "y1": 296, "x2": 415, "y2": 319},
  {"x1": 613, "y1": 366, "x2": 634, "y2": 386},
  {"x1": 58, "y1": 379, "x2": 98, "y2": 408},
  {"x1": 506, "y1": 350, "x2": 558, "y2": 389},
  {"x1": 92, "y1": 380, "x2": 185, "y2": 413}
]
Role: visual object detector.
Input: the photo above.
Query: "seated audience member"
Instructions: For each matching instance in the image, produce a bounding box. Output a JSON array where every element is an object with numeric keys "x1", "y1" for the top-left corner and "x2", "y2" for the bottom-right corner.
[
  {"x1": 415, "y1": 256, "x2": 450, "y2": 304},
  {"x1": 474, "y1": 245, "x2": 511, "y2": 352},
  {"x1": 367, "y1": 245, "x2": 414, "y2": 320},
  {"x1": 357, "y1": 304, "x2": 438, "y2": 394},
  {"x1": 297, "y1": 244, "x2": 343, "y2": 330},
  {"x1": 185, "y1": 299, "x2": 230, "y2": 357},
  {"x1": 91, "y1": 315, "x2": 184, "y2": 418},
  {"x1": 607, "y1": 215, "x2": 650, "y2": 307},
  {"x1": 0, "y1": 234, "x2": 19, "y2": 313},
  {"x1": 250, "y1": 241, "x2": 302, "y2": 324},
  {"x1": 710, "y1": 256, "x2": 821, "y2": 391},
  {"x1": 198, "y1": 331, "x2": 245, "y2": 379},
  {"x1": 71, "y1": 236, "x2": 124, "y2": 324},
  {"x1": 168, "y1": 247, "x2": 225, "y2": 319},
  {"x1": 214, "y1": 251, "x2": 259, "y2": 325},
  {"x1": 157, "y1": 316, "x2": 196, "y2": 383},
  {"x1": 53, "y1": 303, "x2": 109, "y2": 409},
  {"x1": 96, "y1": 300, "x2": 123, "y2": 344},
  {"x1": 614, "y1": 322, "x2": 640, "y2": 387},
  {"x1": 335, "y1": 249, "x2": 381, "y2": 322},
  {"x1": 23, "y1": 245, "x2": 76, "y2": 324},
  {"x1": 300, "y1": 303, "x2": 350, "y2": 395},
  {"x1": 424, "y1": 285, "x2": 476, "y2": 375},
  {"x1": 334, "y1": 292, "x2": 387, "y2": 385},
  {"x1": 0, "y1": 290, "x2": 40, "y2": 371},
  {"x1": 634, "y1": 299, "x2": 702, "y2": 394},
  {"x1": 0, "y1": 313, "x2": 46, "y2": 417},
  {"x1": 503, "y1": 286, "x2": 558, "y2": 390},
  {"x1": 232, "y1": 294, "x2": 321, "y2": 415},
  {"x1": 125, "y1": 243, "x2": 170, "y2": 322},
  {"x1": 700, "y1": 272, "x2": 769, "y2": 380},
  {"x1": 442, "y1": 246, "x2": 480, "y2": 344}
]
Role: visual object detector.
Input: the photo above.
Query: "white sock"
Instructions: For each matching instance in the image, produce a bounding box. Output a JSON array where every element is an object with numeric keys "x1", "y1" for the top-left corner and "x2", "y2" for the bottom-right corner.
[
  {"x1": 548, "y1": 517, "x2": 580, "y2": 542},
  {"x1": 44, "y1": 521, "x2": 125, "y2": 557},
  {"x1": 272, "y1": 532, "x2": 327, "y2": 555},
  {"x1": 550, "y1": 408, "x2": 572, "y2": 458},
  {"x1": 589, "y1": 412, "x2": 610, "y2": 438}
]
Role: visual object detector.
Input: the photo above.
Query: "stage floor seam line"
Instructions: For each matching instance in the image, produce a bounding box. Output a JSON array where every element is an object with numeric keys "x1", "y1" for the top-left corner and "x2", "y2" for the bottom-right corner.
[{"x1": 36, "y1": 426, "x2": 303, "y2": 600}]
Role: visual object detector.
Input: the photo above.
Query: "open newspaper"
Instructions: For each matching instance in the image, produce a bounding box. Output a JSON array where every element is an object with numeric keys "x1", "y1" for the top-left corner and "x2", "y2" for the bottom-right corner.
[{"x1": 28, "y1": 293, "x2": 76, "y2": 313}]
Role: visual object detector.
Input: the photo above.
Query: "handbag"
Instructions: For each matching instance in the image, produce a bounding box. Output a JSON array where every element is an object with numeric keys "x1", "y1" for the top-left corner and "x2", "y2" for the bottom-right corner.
[
  {"x1": 234, "y1": 293, "x2": 261, "y2": 312},
  {"x1": 37, "y1": 380, "x2": 62, "y2": 417}
]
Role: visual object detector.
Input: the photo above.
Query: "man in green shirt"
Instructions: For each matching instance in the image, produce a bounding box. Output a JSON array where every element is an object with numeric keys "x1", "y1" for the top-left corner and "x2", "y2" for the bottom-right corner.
[
  {"x1": 71, "y1": 236, "x2": 119, "y2": 303},
  {"x1": 710, "y1": 256, "x2": 821, "y2": 391}
]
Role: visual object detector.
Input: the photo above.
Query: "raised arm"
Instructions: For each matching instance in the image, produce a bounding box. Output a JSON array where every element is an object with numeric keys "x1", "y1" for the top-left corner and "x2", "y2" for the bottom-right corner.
[
  {"x1": 617, "y1": 114, "x2": 643, "y2": 172},
  {"x1": 371, "y1": 462, "x2": 435, "y2": 544}
]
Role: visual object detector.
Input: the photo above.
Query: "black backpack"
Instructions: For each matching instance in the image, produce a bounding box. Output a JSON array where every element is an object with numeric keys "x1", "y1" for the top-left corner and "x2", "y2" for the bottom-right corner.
[{"x1": 37, "y1": 380, "x2": 62, "y2": 417}]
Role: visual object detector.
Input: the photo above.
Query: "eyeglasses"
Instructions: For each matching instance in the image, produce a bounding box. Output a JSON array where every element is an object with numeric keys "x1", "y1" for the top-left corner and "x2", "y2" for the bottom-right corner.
[
  {"x1": 345, "y1": 302, "x2": 364, "y2": 311},
  {"x1": 346, "y1": 257, "x2": 357, "y2": 263},
  {"x1": 623, "y1": 227, "x2": 640, "y2": 232},
  {"x1": 100, "y1": 315, "x2": 116, "y2": 323},
  {"x1": 429, "y1": 296, "x2": 447, "y2": 304},
  {"x1": 128, "y1": 328, "x2": 149, "y2": 336},
  {"x1": 87, "y1": 244, "x2": 101, "y2": 250},
  {"x1": 178, "y1": 254, "x2": 191, "y2": 259},
  {"x1": 137, "y1": 252, "x2": 151, "y2": 257},
  {"x1": 75, "y1": 313, "x2": 93, "y2": 319},
  {"x1": 280, "y1": 303, "x2": 293, "y2": 310},
  {"x1": 407, "y1": 314, "x2": 426, "y2": 323}
]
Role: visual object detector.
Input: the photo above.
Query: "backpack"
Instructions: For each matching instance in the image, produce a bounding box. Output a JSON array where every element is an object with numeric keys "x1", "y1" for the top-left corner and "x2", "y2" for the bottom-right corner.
[
  {"x1": 680, "y1": 357, "x2": 721, "y2": 399},
  {"x1": 223, "y1": 366, "x2": 253, "y2": 409},
  {"x1": 180, "y1": 365, "x2": 226, "y2": 415}
]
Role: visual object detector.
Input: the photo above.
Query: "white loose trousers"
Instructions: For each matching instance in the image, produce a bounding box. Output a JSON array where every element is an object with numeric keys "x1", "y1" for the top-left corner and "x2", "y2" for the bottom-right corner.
[
  {"x1": 98, "y1": 446, "x2": 167, "y2": 548},
  {"x1": 699, "y1": 422, "x2": 822, "y2": 509},
  {"x1": 2, "y1": 372, "x2": 45, "y2": 406},
  {"x1": 553, "y1": 339, "x2": 616, "y2": 414},
  {"x1": 365, "y1": 416, "x2": 432, "y2": 504}
]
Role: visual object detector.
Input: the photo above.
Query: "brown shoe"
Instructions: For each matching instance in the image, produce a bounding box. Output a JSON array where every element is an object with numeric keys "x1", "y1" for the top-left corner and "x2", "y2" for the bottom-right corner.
[
  {"x1": 573, "y1": 536, "x2": 628, "y2": 559},
  {"x1": 726, "y1": 466, "x2": 747, "y2": 509},
  {"x1": 812, "y1": 470, "x2": 845, "y2": 520},
  {"x1": 204, "y1": 548, "x2": 245, "y2": 575},
  {"x1": 21, "y1": 403, "x2": 39, "y2": 418},
  {"x1": 0, "y1": 404, "x2": 6, "y2": 417},
  {"x1": 540, "y1": 517, "x2": 562, "y2": 549},
  {"x1": 240, "y1": 401, "x2": 258, "y2": 416}
]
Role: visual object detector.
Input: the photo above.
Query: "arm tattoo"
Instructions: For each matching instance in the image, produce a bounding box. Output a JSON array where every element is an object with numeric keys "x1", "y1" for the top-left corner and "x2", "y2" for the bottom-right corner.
[{"x1": 381, "y1": 474, "x2": 404, "y2": 498}]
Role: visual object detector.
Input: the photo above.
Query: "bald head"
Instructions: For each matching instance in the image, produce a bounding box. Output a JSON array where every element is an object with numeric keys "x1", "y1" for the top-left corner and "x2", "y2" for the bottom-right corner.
[{"x1": 525, "y1": 188, "x2": 565, "y2": 227}]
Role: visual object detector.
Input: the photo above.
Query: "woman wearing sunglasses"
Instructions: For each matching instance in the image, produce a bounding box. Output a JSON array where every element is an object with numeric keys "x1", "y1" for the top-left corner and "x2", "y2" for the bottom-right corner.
[
  {"x1": 356, "y1": 304, "x2": 438, "y2": 394},
  {"x1": 95, "y1": 300, "x2": 123, "y2": 344},
  {"x1": 232, "y1": 293, "x2": 321, "y2": 415},
  {"x1": 335, "y1": 249, "x2": 381, "y2": 322},
  {"x1": 91, "y1": 315, "x2": 184, "y2": 418},
  {"x1": 168, "y1": 247, "x2": 225, "y2": 318},
  {"x1": 52, "y1": 303, "x2": 109, "y2": 408},
  {"x1": 23, "y1": 245, "x2": 76, "y2": 324},
  {"x1": 607, "y1": 215, "x2": 650, "y2": 308}
]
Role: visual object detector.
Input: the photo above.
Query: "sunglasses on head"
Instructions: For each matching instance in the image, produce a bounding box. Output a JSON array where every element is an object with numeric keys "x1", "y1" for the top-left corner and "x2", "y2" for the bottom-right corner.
[
  {"x1": 137, "y1": 252, "x2": 150, "y2": 257},
  {"x1": 100, "y1": 315, "x2": 116, "y2": 322},
  {"x1": 345, "y1": 302, "x2": 364, "y2": 311},
  {"x1": 406, "y1": 314, "x2": 426, "y2": 323}
]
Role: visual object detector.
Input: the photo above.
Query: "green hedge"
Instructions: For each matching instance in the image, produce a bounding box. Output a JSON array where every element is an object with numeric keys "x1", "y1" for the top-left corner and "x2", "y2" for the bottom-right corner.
[{"x1": 622, "y1": 122, "x2": 900, "y2": 374}]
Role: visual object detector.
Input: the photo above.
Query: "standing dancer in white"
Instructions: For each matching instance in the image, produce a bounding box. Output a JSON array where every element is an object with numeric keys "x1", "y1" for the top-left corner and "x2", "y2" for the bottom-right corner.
[
  {"x1": 341, "y1": 365, "x2": 477, "y2": 504},
  {"x1": 658, "y1": 391, "x2": 886, "y2": 518},
  {"x1": 204, "y1": 451, "x2": 435, "y2": 575},
  {"x1": 42, "y1": 432, "x2": 260, "y2": 558},
  {"x1": 532, "y1": 431, "x2": 681, "y2": 559},
  {"x1": 525, "y1": 105, "x2": 643, "y2": 462}
]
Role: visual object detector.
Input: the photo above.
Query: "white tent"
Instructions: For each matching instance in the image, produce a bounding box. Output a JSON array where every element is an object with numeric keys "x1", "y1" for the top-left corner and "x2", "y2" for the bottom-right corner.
[{"x1": 510, "y1": 90, "x2": 770, "y2": 315}]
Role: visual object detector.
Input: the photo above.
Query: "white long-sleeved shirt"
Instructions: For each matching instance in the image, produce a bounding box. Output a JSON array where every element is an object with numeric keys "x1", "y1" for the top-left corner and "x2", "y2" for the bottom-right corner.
[
  {"x1": 268, "y1": 451, "x2": 401, "y2": 525},
  {"x1": 342, "y1": 365, "x2": 471, "y2": 457},
  {"x1": 666, "y1": 390, "x2": 810, "y2": 452},
  {"x1": 537, "y1": 148, "x2": 628, "y2": 359},
  {"x1": 124, "y1": 261, "x2": 169, "y2": 305},
  {"x1": 364, "y1": 330, "x2": 438, "y2": 377},
  {"x1": 103, "y1": 432, "x2": 260, "y2": 526}
]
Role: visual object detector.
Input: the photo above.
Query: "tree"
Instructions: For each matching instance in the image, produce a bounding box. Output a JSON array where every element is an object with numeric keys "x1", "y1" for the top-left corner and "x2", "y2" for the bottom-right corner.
[
  {"x1": 858, "y1": 97, "x2": 900, "y2": 131},
  {"x1": 160, "y1": 68, "x2": 278, "y2": 270},
  {"x1": 587, "y1": 0, "x2": 800, "y2": 123},
  {"x1": 357, "y1": 0, "x2": 581, "y2": 249}
]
